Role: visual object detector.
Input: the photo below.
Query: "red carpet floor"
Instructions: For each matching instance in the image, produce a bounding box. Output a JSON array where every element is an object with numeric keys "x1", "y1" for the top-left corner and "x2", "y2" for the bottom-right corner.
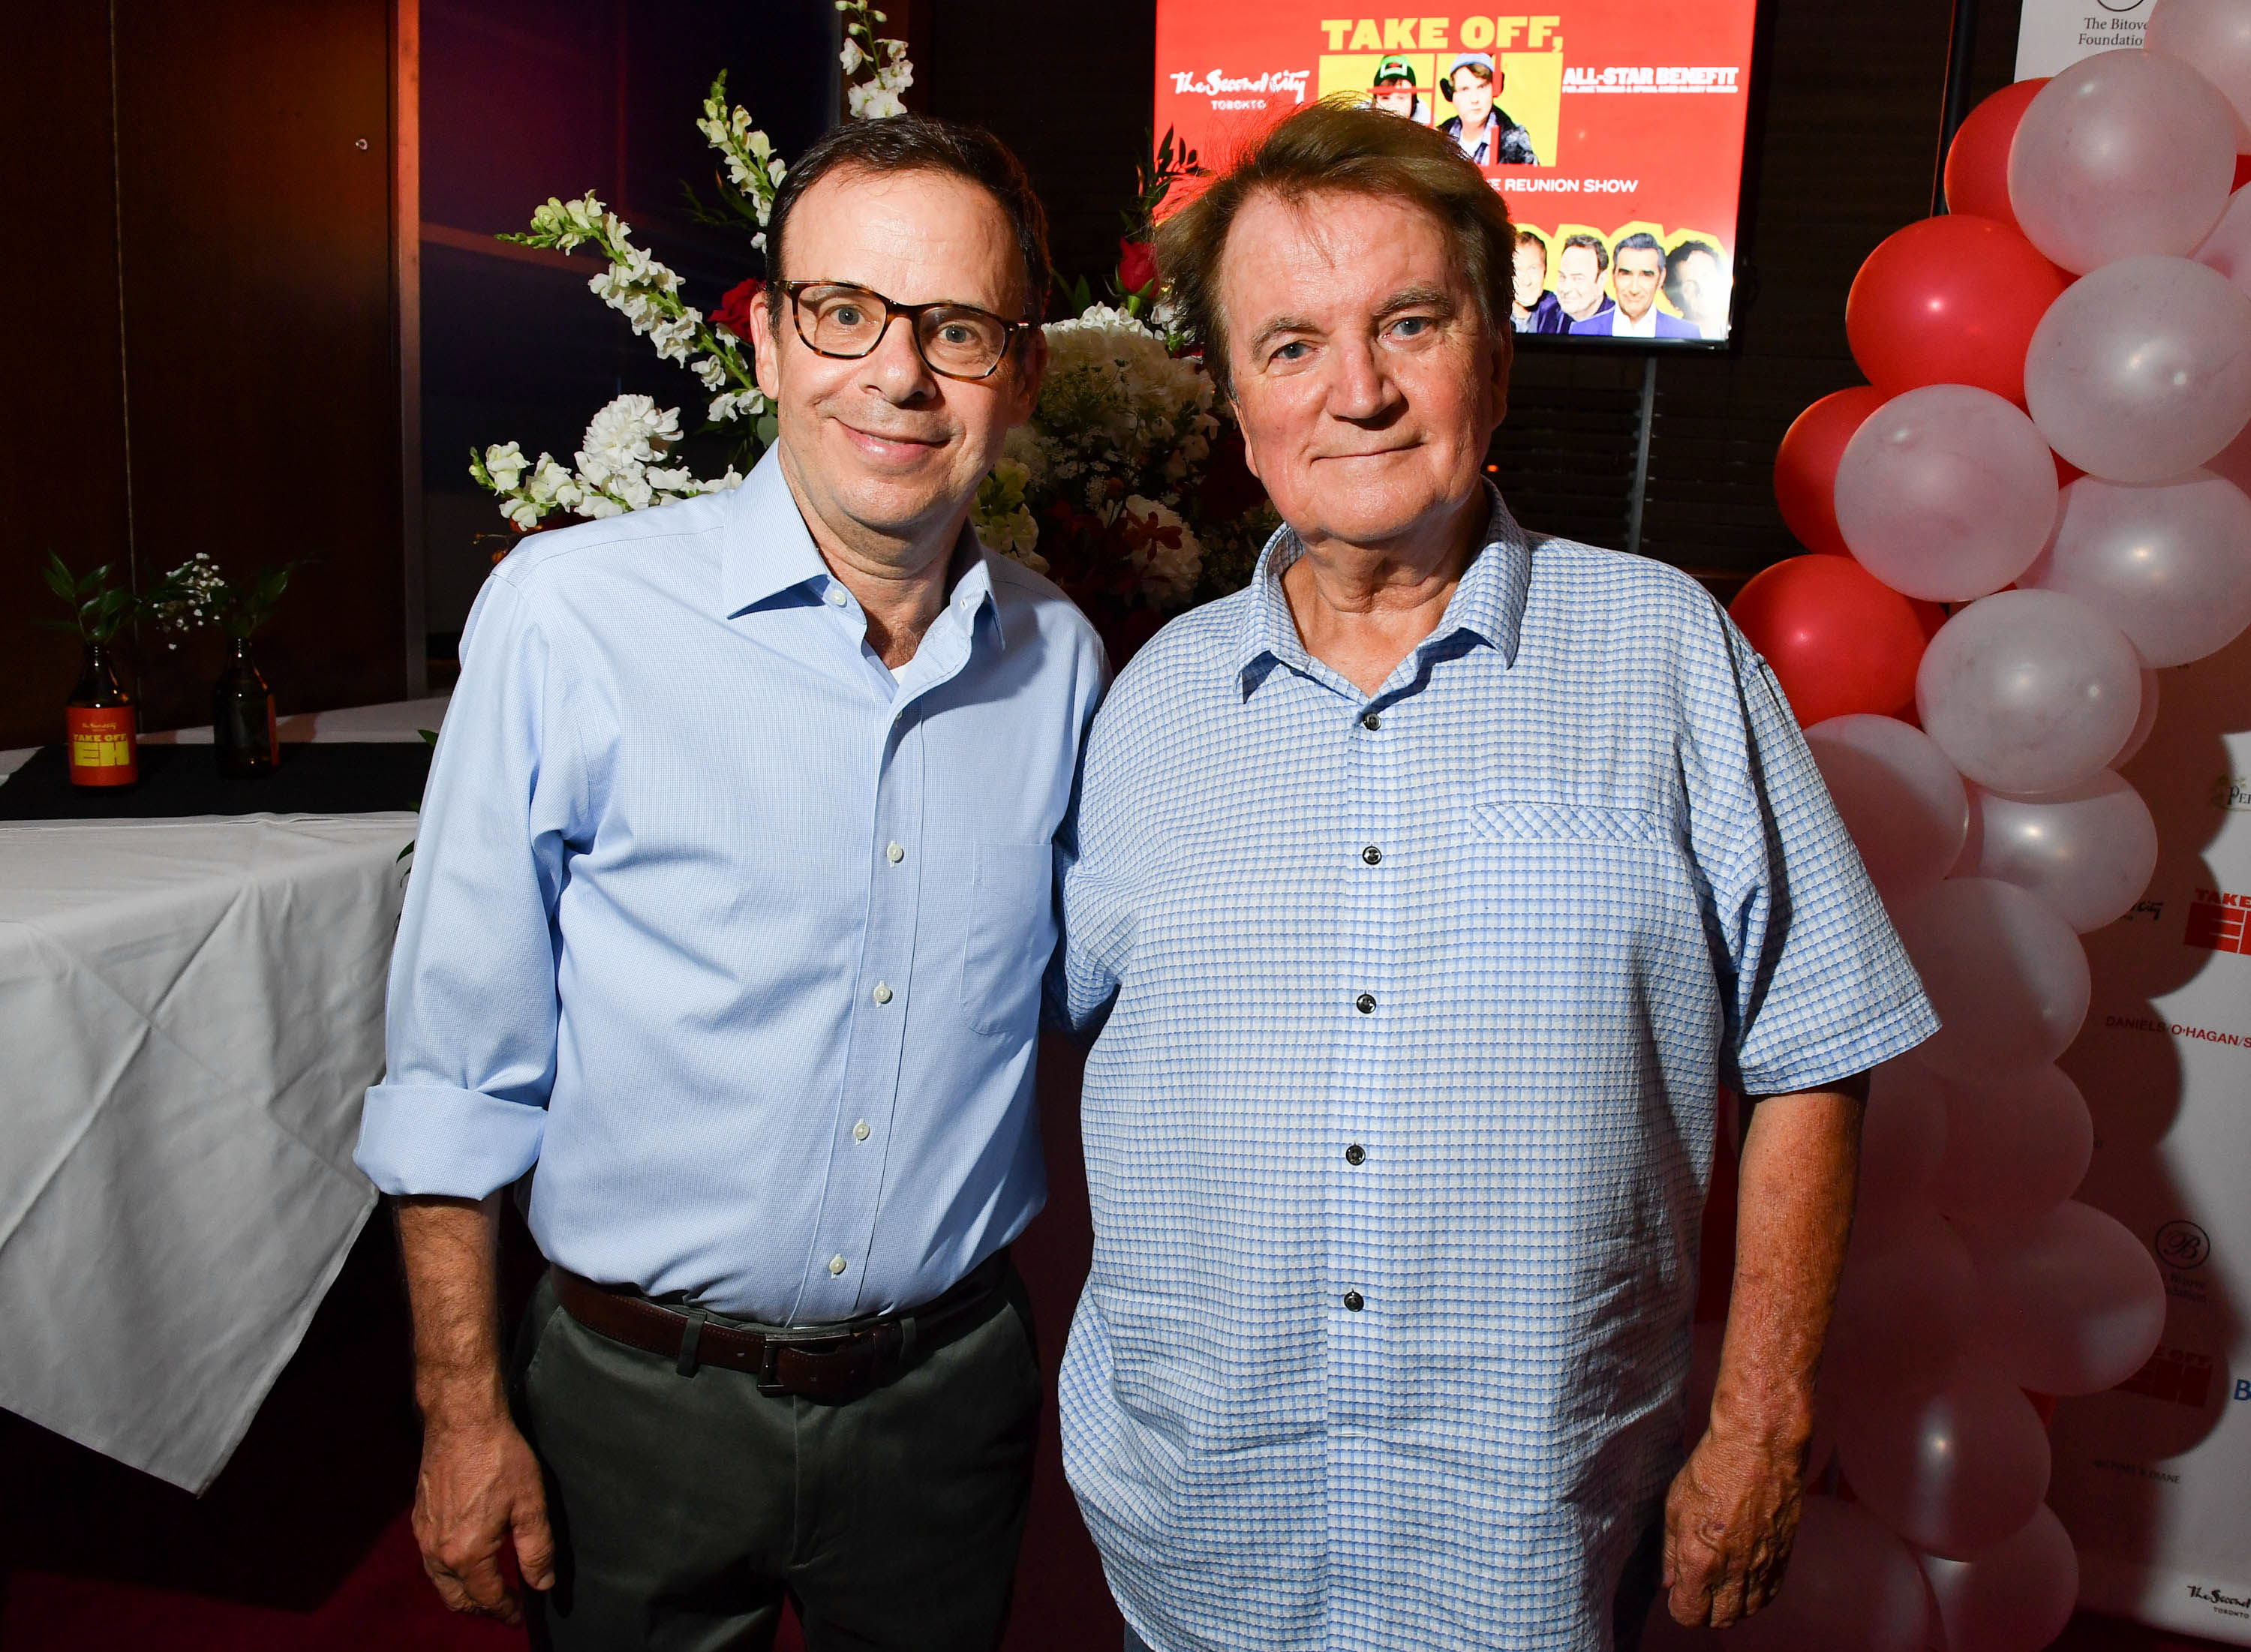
[{"x1": 0, "y1": 1042, "x2": 2226, "y2": 1650}]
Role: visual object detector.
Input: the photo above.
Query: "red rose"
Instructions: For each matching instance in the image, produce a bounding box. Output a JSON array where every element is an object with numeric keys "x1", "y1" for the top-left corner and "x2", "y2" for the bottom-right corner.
[
  {"x1": 1119, "y1": 239, "x2": 1158, "y2": 296},
  {"x1": 713, "y1": 275, "x2": 765, "y2": 340}
]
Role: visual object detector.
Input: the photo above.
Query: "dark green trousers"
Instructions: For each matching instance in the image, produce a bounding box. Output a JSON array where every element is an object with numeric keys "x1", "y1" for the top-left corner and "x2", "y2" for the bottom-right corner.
[{"x1": 510, "y1": 1266, "x2": 1042, "y2": 1652}]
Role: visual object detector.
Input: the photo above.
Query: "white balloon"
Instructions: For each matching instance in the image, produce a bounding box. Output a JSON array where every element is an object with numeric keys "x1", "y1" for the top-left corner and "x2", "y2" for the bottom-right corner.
[
  {"x1": 1921, "y1": 1503, "x2": 2081, "y2": 1652},
  {"x1": 1962, "y1": 1200, "x2": 2168, "y2": 1395},
  {"x1": 1858, "y1": 1055, "x2": 1950, "y2": 1215},
  {"x1": 1918, "y1": 590, "x2": 2143, "y2": 797},
  {"x1": 1893, "y1": 878, "x2": 2091, "y2": 1080},
  {"x1": 1826, "y1": 1205, "x2": 1977, "y2": 1403},
  {"x1": 2008, "y1": 50, "x2": 2237, "y2": 272},
  {"x1": 2194, "y1": 183, "x2": 2251, "y2": 299},
  {"x1": 1968, "y1": 772, "x2": 2160, "y2": 932},
  {"x1": 1832, "y1": 1354, "x2": 2054, "y2": 1557},
  {"x1": 2024, "y1": 471, "x2": 2251, "y2": 666},
  {"x1": 2149, "y1": 0, "x2": 2251, "y2": 146},
  {"x1": 1723, "y1": 1498, "x2": 1934, "y2": 1652},
  {"x1": 2024, "y1": 256, "x2": 2251, "y2": 483},
  {"x1": 2114, "y1": 667, "x2": 2162, "y2": 768},
  {"x1": 1805, "y1": 715, "x2": 1970, "y2": 903},
  {"x1": 1835, "y1": 386, "x2": 2060, "y2": 601},
  {"x1": 1930, "y1": 1063, "x2": 2095, "y2": 1223}
]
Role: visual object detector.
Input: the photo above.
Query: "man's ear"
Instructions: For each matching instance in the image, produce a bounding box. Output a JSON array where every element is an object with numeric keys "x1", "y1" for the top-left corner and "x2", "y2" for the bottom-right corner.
[
  {"x1": 1232, "y1": 394, "x2": 1265, "y2": 483},
  {"x1": 750, "y1": 291, "x2": 782, "y2": 401},
  {"x1": 1009, "y1": 327, "x2": 1049, "y2": 425}
]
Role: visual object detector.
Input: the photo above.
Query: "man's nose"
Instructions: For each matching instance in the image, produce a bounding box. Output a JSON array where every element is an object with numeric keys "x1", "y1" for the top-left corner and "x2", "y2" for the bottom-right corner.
[
  {"x1": 1327, "y1": 338, "x2": 1396, "y2": 422},
  {"x1": 862, "y1": 313, "x2": 936, "y2": 401}
]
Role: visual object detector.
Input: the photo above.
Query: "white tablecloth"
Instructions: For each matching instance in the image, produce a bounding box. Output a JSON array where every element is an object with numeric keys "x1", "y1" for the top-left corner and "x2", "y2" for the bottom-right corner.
[{"x1": 0, "y1": 804, "x2": 418, "y2": 1492}]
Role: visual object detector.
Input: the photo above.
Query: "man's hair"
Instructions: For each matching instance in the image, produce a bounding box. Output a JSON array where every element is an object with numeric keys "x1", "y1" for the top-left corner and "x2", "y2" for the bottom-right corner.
[
  {"x1": 1560, "y1": 232, "x2": 1608, "y2": 273},
  {"x1": 766, "y1": 116, "x2": 1052, "y2": 324},
  {"x1": 1454, "y1": 62, "x2": 1495, "y2": 83},
  {"x1": 1153, "y1": 100, "x2": 1516, "y2": 401},
  {"x1": 1612, "y1": 230, "x2": 1666, "y2": 265},
  {"x1": 1663, "y1": 238, "x2": 1721, "y2": 305},
  {"x1": 1515, "y1": 227, "x2": 1549, "y2": 257}
]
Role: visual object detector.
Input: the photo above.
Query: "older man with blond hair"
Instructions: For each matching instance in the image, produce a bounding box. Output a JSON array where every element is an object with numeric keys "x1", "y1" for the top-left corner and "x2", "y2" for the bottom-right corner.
[{"x1": 1055, "y1": 103, "x2": 1935, "y2": 1652}]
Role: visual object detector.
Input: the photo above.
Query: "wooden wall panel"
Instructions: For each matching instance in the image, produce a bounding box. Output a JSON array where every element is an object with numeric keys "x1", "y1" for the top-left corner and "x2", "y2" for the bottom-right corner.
[
  {"x1": 0, "y1": 2, "x2": 134, "y2": 750},
  {"x1": 113, "y1": 0, "x2": 404, "y2": 728}
]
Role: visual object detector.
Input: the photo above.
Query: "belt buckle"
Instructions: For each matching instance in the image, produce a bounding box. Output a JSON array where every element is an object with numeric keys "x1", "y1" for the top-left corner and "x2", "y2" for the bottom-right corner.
[{"x1": 755, "y1": 1334, "x2": 792, "y2": 1398}]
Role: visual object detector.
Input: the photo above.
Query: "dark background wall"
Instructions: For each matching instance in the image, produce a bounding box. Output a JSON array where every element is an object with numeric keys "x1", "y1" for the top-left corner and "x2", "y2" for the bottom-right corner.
[
  {"x1": 416, "y1": 0, "x2": 837, "y2": 660},
  {"x1": 2, "y1": 0, "x2": 404, "y2": 749}
]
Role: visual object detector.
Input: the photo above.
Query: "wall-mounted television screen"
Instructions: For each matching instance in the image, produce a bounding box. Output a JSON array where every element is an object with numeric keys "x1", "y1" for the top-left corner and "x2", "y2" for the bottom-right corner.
[{"x1": 1153, "y1": 3, "x2": 1762, "y2": 347}]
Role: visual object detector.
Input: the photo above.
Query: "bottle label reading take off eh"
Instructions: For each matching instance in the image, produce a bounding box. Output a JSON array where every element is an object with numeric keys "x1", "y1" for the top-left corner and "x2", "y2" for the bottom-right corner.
[{"x1": 66, "y1": 705, "x2": 138, "y2": 787}]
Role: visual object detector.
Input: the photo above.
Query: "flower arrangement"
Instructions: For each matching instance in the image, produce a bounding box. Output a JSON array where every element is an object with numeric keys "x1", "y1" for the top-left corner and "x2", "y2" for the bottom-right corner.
[
  {"x1": 470, "y1": 4, "x2": 910, "y2": 531},
  {"x1": 972, "y1": 131, "x2": 1275, "y2": 653},
  {"x1": 146, "y1": 554, "x2": 307, "y2": 644}
]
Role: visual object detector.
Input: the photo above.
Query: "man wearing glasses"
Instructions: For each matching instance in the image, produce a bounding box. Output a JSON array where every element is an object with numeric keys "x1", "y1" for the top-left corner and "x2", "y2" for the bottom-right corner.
[{"x1": 356, "y1": 116, "x2": 1104, "y2": 1650}]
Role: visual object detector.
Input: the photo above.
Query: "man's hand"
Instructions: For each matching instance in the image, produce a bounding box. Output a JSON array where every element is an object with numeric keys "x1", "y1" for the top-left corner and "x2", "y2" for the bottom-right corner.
[
  {"x1": 1664, "y1": 1076, "x2": 1867, "y2": 1629},
  {"x1": 413, "y1": 1410, "x2": 554, "y2": 1623},
  {"x1": 395, "y1": 1192, "x2": 555, "y2": 1624},
  {"x1": 1662, "y1": 1424, "x2": 1803, "y2": 1627}
]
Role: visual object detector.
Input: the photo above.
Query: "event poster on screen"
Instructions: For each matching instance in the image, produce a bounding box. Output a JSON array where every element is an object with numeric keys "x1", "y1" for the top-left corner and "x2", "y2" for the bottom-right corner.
[{"x1": 1153, "y1": 4, "x2": 1761, "y2": 346}]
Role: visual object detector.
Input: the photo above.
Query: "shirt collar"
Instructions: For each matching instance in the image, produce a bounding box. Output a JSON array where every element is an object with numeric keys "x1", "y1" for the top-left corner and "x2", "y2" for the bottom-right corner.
[
  {"x1": 1232, "y1": 480, "x2": 1531, "y2": 698},
  {"x1": 719, "y1": 442, "x2": 1005, "y2": 648}
]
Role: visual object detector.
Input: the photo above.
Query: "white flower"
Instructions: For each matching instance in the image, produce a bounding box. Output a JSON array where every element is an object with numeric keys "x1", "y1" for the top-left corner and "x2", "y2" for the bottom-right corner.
[
  {"x1": 482, "y1": 440, "x2": 527, "y2": 491},
  {"x1": 848, "y1": 83, "x2": 907, "y2": 120},
  {"x1": 692, "y1": 355, "x2": 729, "y2": 390},
  {"x1": 840, "y1": 35, "x2": 867, "y2": 74}
]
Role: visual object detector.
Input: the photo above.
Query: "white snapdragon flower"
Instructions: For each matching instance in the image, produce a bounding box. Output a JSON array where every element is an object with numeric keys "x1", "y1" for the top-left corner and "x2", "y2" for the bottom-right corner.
[{"x1": 482, "y1": 440, "x2": 528, "y2": 491}]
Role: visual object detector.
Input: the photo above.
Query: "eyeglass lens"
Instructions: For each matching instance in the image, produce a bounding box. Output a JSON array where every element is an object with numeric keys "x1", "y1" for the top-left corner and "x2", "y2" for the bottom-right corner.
[{"x1": 794, "y1": 285, "x2": 1009, "y2": 376}]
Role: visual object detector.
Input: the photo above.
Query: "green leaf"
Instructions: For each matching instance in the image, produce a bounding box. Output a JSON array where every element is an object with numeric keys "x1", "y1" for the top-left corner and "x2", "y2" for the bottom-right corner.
[{"x1": 44, "y1": 553, "x2": 77, "y2": 603}]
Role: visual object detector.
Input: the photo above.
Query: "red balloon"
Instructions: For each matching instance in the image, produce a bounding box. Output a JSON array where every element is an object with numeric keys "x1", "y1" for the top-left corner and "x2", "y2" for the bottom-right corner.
[
  {"x1": 1846, "y1": 215, "x2": 2069, "y2": 404},
  {"x1": 1730, "y1": 554, "x2": 1931, "y2": 725},
  {"x1": 1944, "y1": 80, "x2": 2048, "y2": 230},
  {"x1": 1775, "y1": 387, "x2": 1888, "y2": 557}
]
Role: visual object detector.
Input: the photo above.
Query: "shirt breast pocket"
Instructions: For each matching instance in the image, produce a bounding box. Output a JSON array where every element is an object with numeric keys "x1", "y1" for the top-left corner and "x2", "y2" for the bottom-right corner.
[
  {"x1": 1462, "y1": 796, "x2": 1699, "y2": 977},
  {"x1": 961, "y1": 842, "x2": 1056, "y2": 1038}
]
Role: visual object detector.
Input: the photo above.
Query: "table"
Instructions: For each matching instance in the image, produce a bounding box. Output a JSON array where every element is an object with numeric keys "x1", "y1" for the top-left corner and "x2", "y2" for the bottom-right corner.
[{"x1": 0, "y1": 698, "x2": 443, "y2": 1492}]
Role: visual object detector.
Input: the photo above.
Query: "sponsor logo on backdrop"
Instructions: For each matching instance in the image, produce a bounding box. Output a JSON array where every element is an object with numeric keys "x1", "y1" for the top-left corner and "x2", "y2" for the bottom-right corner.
[
  {"x1": 1168, "y1": 67, "x2": 1312, "y2": 110},
  {"x1": 2185, "y1": 888, "x2": 2251, "y2": 956},
  {"x1": 2116, "y1": 1344, "x2": 2218, "y2": 1408},
  {"x1": 2105, "y1": 1011, "x2": 2251, "y2": 1049},
  {"x1": 2157, "y1": 1220, "x2": 2212, "y2": 1271},
  {"x1": 2185, "y1": 1583, "x2": 2251, "y2": 1619},
  {"x1": 2208, "y1": 773, "x2": 2251, "y2": 811}
]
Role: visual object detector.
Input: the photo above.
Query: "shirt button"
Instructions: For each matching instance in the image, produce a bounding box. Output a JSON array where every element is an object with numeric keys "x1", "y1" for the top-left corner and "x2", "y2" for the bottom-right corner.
[
  {"x1": 829, "y1": 1255, "x2": 848, "y2": 1276},
  {"x1": 1345, "y1": 1143, "x2": 1366, "y2": 1165},
  {"x1": 1354, "y1": 992, "x2": 1376, "y2": 1014},
  {"x1": 853, "y1": 1119, "x2": 870, "y2": 1143},
  {"x1": 886, "y1": 842, "x2": 905, "y2": 864},
  {"x1": 1343, "y1": 1290, "x2": 1365, "y2": 1312},
  {"x1": 825, "y1": 586, "x2": 849, "y2": 608},
  {"x1": 873, "y1": 982, "x2": 894, "y2": 1005},
  {"x1": 1360, "y1": 711, "x2": 1380, "y2": 731},
  {"x1": 1360, "y1": 845, "x2": 1382, "y2": 866}
]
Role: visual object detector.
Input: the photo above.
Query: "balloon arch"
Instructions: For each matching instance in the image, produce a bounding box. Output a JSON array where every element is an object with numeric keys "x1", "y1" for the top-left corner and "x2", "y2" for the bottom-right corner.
[{"x1": 1690, "y1": 17, "x2": 2251, "y2": 1651}]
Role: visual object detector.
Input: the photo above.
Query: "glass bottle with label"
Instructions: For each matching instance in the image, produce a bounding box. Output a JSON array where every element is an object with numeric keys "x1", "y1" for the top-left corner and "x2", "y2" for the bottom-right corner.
[
  {"x1": 66, "y1": 640, "x2": 139, "y2": 788},
  {"x1": 212, "y1": 635, "x2": 279, "y2": 777}
]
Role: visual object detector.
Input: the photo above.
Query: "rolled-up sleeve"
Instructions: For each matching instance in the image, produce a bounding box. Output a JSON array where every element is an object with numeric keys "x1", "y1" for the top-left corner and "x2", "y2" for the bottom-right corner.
[
  {"x1": 355, "y1": 570, "x2": 585, "y2": 1197},
  {"x1": 1691, "y1": 614, "x2": 1940, "y2": 1097}
]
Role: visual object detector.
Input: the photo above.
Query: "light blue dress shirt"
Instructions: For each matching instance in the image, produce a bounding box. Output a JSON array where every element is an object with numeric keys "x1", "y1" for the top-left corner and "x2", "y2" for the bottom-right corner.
[
  {"x1": 1056, "y1": 492, "x2": 1937, "y2": 1651},
  {"x1": 356, "y1": 449, "x2": 1106, "y2": 1323}
]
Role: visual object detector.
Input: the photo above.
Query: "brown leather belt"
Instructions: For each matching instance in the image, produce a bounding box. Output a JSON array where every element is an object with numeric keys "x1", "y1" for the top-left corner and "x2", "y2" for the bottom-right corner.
[{"x1": 550, "y1": 1249, "x2": 1010, "y2": 1403}]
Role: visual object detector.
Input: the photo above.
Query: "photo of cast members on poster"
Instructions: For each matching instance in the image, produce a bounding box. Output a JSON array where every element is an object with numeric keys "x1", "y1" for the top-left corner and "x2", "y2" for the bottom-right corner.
[
  {"x1": 1347, "y1": 52, "x2": 1733, "y2": 343},
  {"x1": 1510, "y1": 224, "x2": 1732, "y2": 338},
  {"x1": 1361, "y1": 52, "x2": 1540, "y2": 164}
]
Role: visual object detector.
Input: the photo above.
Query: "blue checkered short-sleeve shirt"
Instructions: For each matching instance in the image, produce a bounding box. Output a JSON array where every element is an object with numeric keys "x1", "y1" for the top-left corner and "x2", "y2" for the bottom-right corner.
[{"x1": 1056, "y1": 492, "x2": 1936, "y2": 1652}]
